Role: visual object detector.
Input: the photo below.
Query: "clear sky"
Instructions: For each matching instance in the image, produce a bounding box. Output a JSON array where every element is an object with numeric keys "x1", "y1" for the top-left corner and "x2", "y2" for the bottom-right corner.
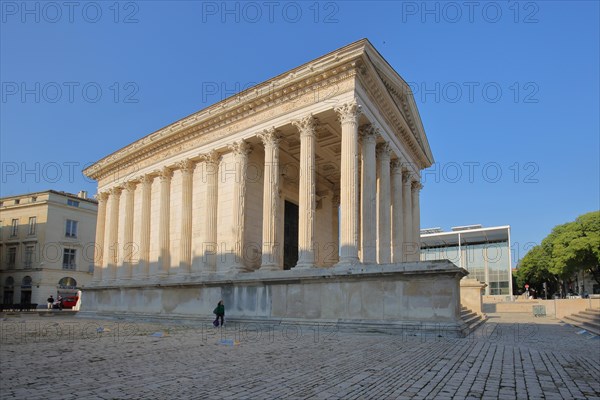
[{"x1": 1, "y1": 1, "x2": 598, "y2": 264}]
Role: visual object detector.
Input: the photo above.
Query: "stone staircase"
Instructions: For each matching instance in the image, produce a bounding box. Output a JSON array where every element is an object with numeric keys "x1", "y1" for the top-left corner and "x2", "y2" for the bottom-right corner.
[
  {"x1": 562, "y1": 308, "x2": 600, "y2": 336},
  {"x1": 461, "y1": 306, "x2": 487, "y2": 336}
]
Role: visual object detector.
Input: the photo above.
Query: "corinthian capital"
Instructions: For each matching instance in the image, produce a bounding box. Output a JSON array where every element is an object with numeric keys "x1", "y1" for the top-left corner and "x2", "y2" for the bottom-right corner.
[
  {"x1": 228, "y1": 140, "x2": 252, "y2": 157},
  {"x1": 157, "y1": 166, "x2": 173, "y2": 182},
  {"x1": 359, "y1": 124, "x2": 379, "y2": 143},
  {"x1": 177, "y1": 158, "x2": 195, "y2": 174},
  {"x1": 376, "y1": 143, "x2": 392, "y2": 160},
  {"x1": 412, "y1": 181, "x2": 423, "y2": 191},
  {"x1": 292, "y1": 114, "x2": 318, "y2": 137},
  {"x1": 257, "y1": 127, "x2": 282, "y2": 147},
  {"x1": 199, "y1": 150, "x2": 220, "y2": 166},
  {"x1": 335, "y1": 100, "x2": 361, "y2": 125},
  {"x1": 96, "y1": 192, "x2": 109, "y2": 202}
]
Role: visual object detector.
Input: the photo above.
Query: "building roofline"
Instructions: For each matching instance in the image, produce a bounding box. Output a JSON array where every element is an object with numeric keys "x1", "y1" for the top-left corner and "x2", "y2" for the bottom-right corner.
[{"x1": 0, "y1": 190, "x2": 98, "y2": 204}]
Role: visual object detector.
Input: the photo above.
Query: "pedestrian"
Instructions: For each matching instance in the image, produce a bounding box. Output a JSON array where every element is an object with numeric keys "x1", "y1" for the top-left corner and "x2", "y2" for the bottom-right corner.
[
  {"x1": 56, "y1": 295, "x2": 63, "y2": 310},
  {"x1": 213, "y1": 300, "x2": 225, "y2": 327},
  {"x1": 47, "y1": 295, "x2": 54, "y2": 309}
]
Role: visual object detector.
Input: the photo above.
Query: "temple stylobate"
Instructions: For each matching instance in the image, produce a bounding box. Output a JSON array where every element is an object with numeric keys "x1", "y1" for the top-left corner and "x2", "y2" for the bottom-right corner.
[{"x1": 82, "y1": 40, "x2": 466, "y2": 335}]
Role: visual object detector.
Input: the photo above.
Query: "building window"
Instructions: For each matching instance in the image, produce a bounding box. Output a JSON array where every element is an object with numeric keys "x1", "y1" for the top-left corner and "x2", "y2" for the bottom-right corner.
[
  {"x1": 14, "y1": 199, "x2": 20, "y2": 205},
  {"x1": 31, "y1": 196, "x2": 37, "y2": 202},
  {"x1": 10, "y1": 219, "x2": 18, "y2": 237},
  {"x1": 67, "y1": 199, "x2": 80, "y2": 207},
  {"x1": 65, "y1": 220, "x2": 78, "y2": 238},
  {"x1": 8, "y1": 246, "x2": 17, "y2": 268},
  {"x1": 24, "y1": 245, "x2": 35, "y2": 269},
  {"x1": 63, "y1": 249, "x2": 76, "y2": 270},
  {"x1": 28, "y1": 217, "x2": 36, "y2": 235}
]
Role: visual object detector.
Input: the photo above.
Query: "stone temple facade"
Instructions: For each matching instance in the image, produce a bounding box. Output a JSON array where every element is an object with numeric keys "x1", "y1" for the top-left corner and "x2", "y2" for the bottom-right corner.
[{"x1": 83, "y1": 39, "x2": 468, "y2": 335}]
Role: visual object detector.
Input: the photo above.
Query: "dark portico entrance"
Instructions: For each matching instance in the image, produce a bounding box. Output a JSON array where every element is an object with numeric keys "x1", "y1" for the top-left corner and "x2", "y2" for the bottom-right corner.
[{"x1": 283, "y1": 200, "x2": 299, "y2": 270}]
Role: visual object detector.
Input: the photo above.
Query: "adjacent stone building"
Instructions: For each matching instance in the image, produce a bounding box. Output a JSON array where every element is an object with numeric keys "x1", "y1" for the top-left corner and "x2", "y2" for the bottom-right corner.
[
  {"x1": 82, "y1": 39, "x2": 468, "y2": 335},
  {"x1": 0, "y1": 190, "x2": 97, "y2": 306}
]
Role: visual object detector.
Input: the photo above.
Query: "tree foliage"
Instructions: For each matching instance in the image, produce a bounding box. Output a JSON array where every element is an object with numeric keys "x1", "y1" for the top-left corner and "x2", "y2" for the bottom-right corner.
[{"x1": 515, "y1": 211, "x2": 600, "y2": 293}]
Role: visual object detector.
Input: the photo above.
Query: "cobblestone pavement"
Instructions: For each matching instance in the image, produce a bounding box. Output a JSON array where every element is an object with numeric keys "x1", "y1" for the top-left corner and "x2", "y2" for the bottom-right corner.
[{"x1": 1, "y1": 312, "x2": 599, "y2": 399}]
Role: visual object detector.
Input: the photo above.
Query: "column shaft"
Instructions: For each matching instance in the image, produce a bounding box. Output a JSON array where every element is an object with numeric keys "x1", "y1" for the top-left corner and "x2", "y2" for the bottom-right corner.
[
  {"x1": 229, "y1": 140, "x2": 251, "y2": 272},
  {"x1": 179, "y1": 160, "x2": 194, "y2": 274},
  {"x1": 118, "y1": 182, "x2": 135, "y2": 280},
  {"x1": 107, "y1": 187, "x2": 121, "y2": 281},
  {"x1": 360, "y1": 126, "x2": 377, "y2": 264},
  {"x1": 377, "y1": 143, "x2": 392, "y2": 264},
  {"x1": 138, "y1": 175, "x2": 153, "y2": 278},
  {"x1": 92, "y1": 193, "x2": 108, "y2": 283},
  {"x1": 158, "y1": 167, "x2": 172, "y2": 276},
  {"x1": 411, "y1": 181, "x2": 422, "y2": 262},
  {"x1": 293, "y1": 116, "x2": 317, "y2": 268},
  {"x1": 402, "y1": 173, "x2": 414, "y2": 262},
  {"x1": 391, "y1": 161, "x2": 404, "y2": 263},
  {"x1": 203, "y1": 151, "x2": 219, "y2": 273},
  {"x1": 258, "y1": 128, "x2": 281, "y2": 270},
  {"x1": 335, "y1": 100, "x2": 361, "y2": 265}
]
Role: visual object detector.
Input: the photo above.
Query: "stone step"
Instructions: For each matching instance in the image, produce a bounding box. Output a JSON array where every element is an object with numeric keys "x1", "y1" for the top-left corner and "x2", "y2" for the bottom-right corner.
[
  {"x1": 460, "y1": 306, "x2": 487, "y2": 337},
  {"x1": 562, "y1": 308, "x2": 600, "y2": 336},
  {"x1": 563, "y1": 313, "x2": 600, "y2": 327},
  {"x1": 580, "y1": 308, "x2": 600, "y2": 318}
]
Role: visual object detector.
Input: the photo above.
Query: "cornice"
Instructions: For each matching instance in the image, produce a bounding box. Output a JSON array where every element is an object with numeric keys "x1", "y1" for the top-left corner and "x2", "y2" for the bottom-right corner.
[
  {"x1": 85, "y1": 44, "x2": 368, "y2": 182},
  {"x1": 356, "y1": 61, "x2": 431, "y2": 170}
]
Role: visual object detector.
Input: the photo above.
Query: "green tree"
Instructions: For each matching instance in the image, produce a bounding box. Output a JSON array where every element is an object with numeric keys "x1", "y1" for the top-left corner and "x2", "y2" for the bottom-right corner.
[{"x1": 516, "y1": 211, "x2": 600, "y2": 294}]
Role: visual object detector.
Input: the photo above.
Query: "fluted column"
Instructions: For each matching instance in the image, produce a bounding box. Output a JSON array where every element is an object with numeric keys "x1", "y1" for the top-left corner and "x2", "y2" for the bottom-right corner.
[
  {"x1": 157, "y1": 167, "x2": 172, "y2": 277},
  {"x1": 137, "y1": 175, "x2": 153, "y2": 278},
  {"x1": 391, "y1": 160, "x2": 404, "y2": 263},
  {"x1": 377, "y1": 143, "x2": 392, "y2": 264},
  {"x1": 107, "y1": 186, "x2": 121, "y2": 282},
  {"x1": 258, "y1": 128, "x2": 282, "y2": 270},
  {"x1": 118, "y1": 182, "x2": 136, "y2": 280},
  {"x1": 411, "y1": 181, "x2": 423, "y2": 262},
  {"x1": 202, "y1": 151, "x2": 219, "y2": 273},
  {"x1": 92, "y1": 192, "x2": 108, "y2": 283},
  {"x1": 229, "y1": 140, "x2": 251, "y2": 272},
  {"x1": 402, "y1": 172, "x2": 414, "y2": 262},
  {"x1": 178, "y1": 159, "x2": 195, "y2": 275},
  {"x1": 335, "y1": 100, "x2": 361, "y2": 266},
  {"x1": 360, "y1": 125, "x2": 377, "y2": 264},
  {"x1": 293, "y1": 115, "x2": 318, "y2": 269}
]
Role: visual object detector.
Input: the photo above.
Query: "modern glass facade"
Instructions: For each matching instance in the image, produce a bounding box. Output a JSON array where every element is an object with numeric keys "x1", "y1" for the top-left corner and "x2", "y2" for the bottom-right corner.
[{"x1": 421, "y1": 226, "x2": 512, "y2": 296}]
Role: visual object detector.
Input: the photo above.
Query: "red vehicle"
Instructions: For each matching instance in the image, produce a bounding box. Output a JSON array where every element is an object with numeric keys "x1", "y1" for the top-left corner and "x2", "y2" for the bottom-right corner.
[{"x1": 61, "y1": 296, "x2": 78, "y2": 309}]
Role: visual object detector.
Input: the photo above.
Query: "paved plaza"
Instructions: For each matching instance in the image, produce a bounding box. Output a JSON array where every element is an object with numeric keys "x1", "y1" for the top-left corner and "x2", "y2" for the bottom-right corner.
[{"x1": 1, "y1": 312, "x2": 599, "y2": 399}]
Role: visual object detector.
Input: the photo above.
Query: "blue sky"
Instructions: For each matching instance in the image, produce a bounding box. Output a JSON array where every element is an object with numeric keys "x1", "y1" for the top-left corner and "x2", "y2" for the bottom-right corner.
[{"x1": 1, "y1": 1, "x2": 598, "y2": 263}]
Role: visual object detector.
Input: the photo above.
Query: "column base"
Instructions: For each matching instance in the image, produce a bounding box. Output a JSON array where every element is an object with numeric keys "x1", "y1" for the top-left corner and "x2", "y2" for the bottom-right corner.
[
  {"x1": 259, "y1": 264, "x2": 281, "y2": 271},
  {"x1": 334, "y1": 258, "x2": 360, "y2": 269},
  {"x1": 294, "y1": 263, "x2": 315, "y2": 269}
]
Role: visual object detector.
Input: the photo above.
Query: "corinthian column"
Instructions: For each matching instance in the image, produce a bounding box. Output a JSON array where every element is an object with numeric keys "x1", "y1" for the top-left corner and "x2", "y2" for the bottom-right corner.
[
  {"x1": 178, "y1": 159, "x2": 195, "y2": 275},
  {"x1": 377, "y1": 143, "x2": 392, "y2": 264},
  {"x1": 391, "y1": 160, "x2": 404, "y2": 263},
  {"x1": 202, "y1": 151, "x2": 219, "y2": 273},
  {"x1": 402, "y1": 172, "x2": 414, "y2": 262},
  {"x1": 360, "y1": 125, "x2": 377, "y2": 264},
  {"x1": 335, "y1": 100, "x2": 361, "y2": 266},
  {"x1": 92, "y1": 192, "x2": 108, "y2": 283},
  {"x1": 107, "y1": 186, "x2": 121, "y2": 282},
  {"x1": 258, "y1": 128, "x2": 282, "y2": 270},
  {"x1": 137, "y1": 175, "x2": 153, "y2": 278},
  {"x1": 293, "y1": 115, "x2": 318, "y2": 269},
  {"x1": 118, "y1": 181, "x2": 136, "y2": 280},
  {"x1": 411, "y1": 181, "x2": 423, "y2": 262},
  {"x1": 228, "y1": 140, "x2": 251, "y2": 272},
  {"x1": 157, "y1": 167, "x2": 172, "y2": 277}
]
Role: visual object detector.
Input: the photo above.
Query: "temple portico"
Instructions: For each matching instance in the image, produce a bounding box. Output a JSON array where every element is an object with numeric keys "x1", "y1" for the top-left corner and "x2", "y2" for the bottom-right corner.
[{"x1": 89, "y1": 103, "x2": 425, "y2": 284}]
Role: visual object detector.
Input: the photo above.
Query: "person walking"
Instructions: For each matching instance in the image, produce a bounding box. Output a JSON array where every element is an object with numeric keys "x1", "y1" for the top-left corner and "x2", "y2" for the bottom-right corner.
[
  {"x1": 47, "y1": 295, "x2": 54, "y2": 309},
  {"x1": 213, "y1": 300, "x2": 225, "y2": 327}
]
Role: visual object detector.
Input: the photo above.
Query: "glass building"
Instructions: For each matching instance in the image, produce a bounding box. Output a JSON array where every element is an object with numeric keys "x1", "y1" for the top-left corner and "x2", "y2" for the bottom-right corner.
[{"x1": 420, "y1": 225, "x2": 512, "y2": 297}]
